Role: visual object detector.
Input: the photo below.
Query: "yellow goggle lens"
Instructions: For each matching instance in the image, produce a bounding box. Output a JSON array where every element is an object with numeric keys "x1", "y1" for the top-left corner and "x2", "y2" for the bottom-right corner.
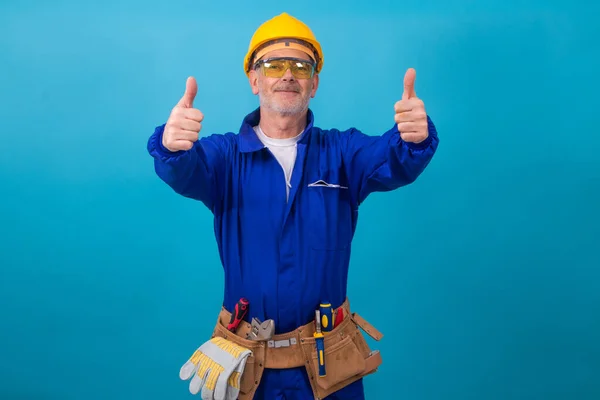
[{"x1": 257, "y1": 58, "x2": 315, "y2": 79}]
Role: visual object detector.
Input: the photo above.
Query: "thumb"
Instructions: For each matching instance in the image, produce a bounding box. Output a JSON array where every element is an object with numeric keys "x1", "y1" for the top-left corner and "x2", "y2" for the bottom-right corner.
[
  {"x1": 402, "y1": 68, "x2": 417, "y2": 100},
  {"x1": 178, "y1": 76, "x2": 197, "y2": 108}
]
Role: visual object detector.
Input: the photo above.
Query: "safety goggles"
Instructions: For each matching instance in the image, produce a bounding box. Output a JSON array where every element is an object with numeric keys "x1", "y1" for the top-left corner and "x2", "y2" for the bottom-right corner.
[{"x1": 253, "y1": 57, "x2": 316, "y2": 79}]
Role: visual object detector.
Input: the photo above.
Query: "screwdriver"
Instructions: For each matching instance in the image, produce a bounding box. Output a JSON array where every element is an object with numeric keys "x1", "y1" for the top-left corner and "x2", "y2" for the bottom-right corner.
[
  {"x1": 319, "y1": 301, "x2": 334, "y2": 334},
  {"x1": 314, "y1": 310, "x2": 326, "y2": 377},
  {"x1": 227, "y1": 297, "x2": 249, "y2": 332}
]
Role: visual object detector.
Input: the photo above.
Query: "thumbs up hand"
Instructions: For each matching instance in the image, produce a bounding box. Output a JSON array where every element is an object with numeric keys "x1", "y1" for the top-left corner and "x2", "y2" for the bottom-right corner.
[
  {"x1": 394, "y1": 68, "x2": 429, "y2": 144},
  {"x1": 162, "y1": 76, "x2": 204, "y2": 152}
]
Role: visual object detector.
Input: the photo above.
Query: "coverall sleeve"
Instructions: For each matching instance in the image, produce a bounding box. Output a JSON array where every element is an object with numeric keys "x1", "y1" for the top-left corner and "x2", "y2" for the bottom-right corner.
[
  {"x1": 341, "y1": 115, "x2": 439, "y2": 205},
  {"x1": 147, "y1": 123, "x2": 227, "y2": 211}
]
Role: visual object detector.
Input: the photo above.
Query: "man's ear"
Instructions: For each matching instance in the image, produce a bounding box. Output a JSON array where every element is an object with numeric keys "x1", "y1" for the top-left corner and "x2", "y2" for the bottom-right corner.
[
  {"x1": 249, "y1": 70, "x2": 259, "y2": 95},
  {"x1": 310, "y1": 74, "x2": 319, "y2": 98}
]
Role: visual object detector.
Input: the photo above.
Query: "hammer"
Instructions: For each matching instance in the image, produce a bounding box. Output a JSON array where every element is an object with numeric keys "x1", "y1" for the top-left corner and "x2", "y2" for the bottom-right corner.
[{"x1": 246, "y1": 318, "x2": 275, "y2": 341}]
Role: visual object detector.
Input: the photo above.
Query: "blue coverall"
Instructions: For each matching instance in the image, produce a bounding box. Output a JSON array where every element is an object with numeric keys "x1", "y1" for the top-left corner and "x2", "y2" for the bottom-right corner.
[{"x1": 147, "y1": 107, "x2": 439, "y2": 399}]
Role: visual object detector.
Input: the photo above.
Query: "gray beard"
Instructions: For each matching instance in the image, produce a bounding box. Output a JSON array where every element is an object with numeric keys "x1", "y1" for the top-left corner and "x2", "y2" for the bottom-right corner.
[{"x1": 259, "y1": 91, "x2": 311, "y2": 116}]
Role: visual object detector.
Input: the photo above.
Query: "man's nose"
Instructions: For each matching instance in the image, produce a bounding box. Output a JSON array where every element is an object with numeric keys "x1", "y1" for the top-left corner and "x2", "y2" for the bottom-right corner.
[{"x1": 281, "y1": 67, "x2": 295, "y2": 81}]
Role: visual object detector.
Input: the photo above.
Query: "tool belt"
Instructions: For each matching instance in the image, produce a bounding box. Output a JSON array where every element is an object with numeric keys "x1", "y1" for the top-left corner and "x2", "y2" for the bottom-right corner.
[{"x1": 210, "y1": 299, "x2": 383, "y2": 400}]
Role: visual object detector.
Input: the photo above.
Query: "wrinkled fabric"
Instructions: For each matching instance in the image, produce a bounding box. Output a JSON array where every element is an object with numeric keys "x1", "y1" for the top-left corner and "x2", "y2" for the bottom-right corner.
[{"x1": 254, "y1": 367, "x2": 366, "y2": 400}]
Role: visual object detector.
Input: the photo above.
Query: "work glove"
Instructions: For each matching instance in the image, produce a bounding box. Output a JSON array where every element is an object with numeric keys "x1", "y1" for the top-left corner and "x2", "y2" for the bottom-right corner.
[{"x1": 179, "y1": 336, "x2": 252, "y2": 400}]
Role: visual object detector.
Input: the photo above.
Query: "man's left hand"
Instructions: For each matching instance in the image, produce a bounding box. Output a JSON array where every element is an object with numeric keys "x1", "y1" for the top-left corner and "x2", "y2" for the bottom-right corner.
[{"x1": 394, "y1": 68, "x2": 429, "y2": 144}]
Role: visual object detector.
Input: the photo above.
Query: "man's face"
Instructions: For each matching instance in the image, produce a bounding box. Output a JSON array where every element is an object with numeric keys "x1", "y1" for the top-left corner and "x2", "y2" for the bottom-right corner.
[{"x1": 249, "y1": 48, "x2": 319, "y2": 116}]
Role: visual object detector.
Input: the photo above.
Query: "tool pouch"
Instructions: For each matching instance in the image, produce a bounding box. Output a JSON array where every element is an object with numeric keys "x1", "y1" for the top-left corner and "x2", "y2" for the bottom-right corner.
[
  {"x1": 209, "y1": 301, "x2": 383, "y2": 400},
  {"x1": 211, "y1": 315, "x2": 267, "y2": 400},
  {"x1": 300, "y1": 311, "x2": 383, "y2": 399}
]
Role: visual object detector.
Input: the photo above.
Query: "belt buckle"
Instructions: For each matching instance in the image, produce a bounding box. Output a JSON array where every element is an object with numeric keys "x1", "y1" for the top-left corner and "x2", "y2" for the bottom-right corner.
[{"x1": 267, "y1": 337, "x2": 297, "y2": 348}]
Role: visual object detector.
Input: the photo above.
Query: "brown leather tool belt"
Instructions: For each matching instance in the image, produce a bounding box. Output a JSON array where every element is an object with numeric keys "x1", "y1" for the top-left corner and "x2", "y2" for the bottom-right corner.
[{"x1": 210, "y1": 298, "x2": 383, "y2": 400}]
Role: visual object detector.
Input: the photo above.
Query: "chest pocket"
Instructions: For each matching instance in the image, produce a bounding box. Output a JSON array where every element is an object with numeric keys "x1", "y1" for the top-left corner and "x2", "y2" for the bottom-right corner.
[{"x1": 305, "y1": 178, "x2": 354, "y2": 251}]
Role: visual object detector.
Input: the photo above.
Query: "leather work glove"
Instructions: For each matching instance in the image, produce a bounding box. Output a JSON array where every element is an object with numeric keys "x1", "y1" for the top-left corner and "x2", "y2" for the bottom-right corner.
[{"x1": 179, "y1": 336, "x2": 252, "y2": 400}]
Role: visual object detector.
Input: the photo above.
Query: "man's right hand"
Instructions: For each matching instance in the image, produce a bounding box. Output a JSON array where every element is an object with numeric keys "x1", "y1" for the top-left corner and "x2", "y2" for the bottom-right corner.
[{"x1": 162, "y1": 76, "x2": 204, "y2": 152}]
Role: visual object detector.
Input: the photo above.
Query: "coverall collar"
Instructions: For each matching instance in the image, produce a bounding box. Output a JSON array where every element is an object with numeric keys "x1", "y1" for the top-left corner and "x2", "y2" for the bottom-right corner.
[{"x1": 239, "y1": 107, "x2": 315, "y2": 153}]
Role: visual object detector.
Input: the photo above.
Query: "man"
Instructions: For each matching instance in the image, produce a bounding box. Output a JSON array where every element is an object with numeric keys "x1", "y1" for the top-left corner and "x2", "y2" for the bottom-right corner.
[{"x1": 147, "y1": 12, "x2": 439, "y2": 400}]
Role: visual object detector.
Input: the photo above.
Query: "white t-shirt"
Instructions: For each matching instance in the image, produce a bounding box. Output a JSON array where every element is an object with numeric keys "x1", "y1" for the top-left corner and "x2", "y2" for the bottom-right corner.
[{"x1": 253, "y1": 125, "x2": 303, "y2": 201}]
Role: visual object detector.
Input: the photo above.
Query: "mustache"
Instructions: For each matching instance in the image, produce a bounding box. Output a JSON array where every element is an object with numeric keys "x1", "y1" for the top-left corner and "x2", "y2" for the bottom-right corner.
[{"x1": 273, "y1": 84, "x2": 301, "y2": 92}]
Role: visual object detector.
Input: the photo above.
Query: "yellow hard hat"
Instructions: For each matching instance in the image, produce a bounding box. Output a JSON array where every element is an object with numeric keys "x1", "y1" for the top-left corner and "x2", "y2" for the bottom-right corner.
[{"x1": 243, "y1": 12, "x2": 323, "y2": 77}]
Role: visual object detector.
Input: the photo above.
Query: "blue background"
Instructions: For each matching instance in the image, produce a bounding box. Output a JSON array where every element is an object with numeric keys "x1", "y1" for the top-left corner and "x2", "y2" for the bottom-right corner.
[{"x1": 1, "y1": 0, "x2": 599, "y2": 399}]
